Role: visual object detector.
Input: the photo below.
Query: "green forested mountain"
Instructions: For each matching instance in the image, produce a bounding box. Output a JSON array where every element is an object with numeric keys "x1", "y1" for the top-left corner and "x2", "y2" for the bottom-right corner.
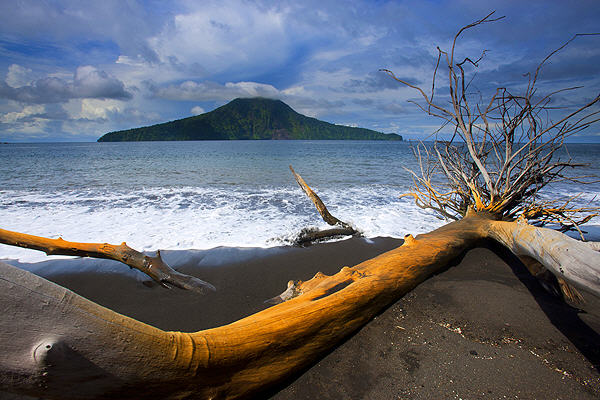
[{"x1": 97, "y1": 98, "x2": 402, "y2": 142}]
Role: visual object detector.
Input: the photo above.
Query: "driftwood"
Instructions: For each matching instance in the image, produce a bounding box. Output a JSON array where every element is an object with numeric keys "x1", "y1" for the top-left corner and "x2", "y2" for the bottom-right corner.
[
  {"x1": 488, "y1": 218, "x2": 600, "y2": 297},
  {"x1": 1, "y1": 211, "x2": 599, "y2": 399},
  {"x1": 0, "y1": 228, "x2": 215, "y2": 293},
  {"x1": 517, "y1": 255, "x2": 585, "y2": 303},
  {"x1": 381, "y1": 12, "x2": 600, "y2": 232},
  {"x1": 289, "y1": 165, "x2": 358, "y2": 244}
]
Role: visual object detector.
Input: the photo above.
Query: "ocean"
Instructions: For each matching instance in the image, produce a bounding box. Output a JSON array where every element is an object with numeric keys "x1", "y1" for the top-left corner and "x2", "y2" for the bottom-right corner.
[{"x1": 1, "y1": 140, "x2": 599, "y2": 266}]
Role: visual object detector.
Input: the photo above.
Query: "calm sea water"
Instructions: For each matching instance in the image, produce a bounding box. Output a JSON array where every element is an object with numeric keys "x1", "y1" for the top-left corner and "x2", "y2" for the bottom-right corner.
[{"x1": 1, "y1": 140, "x2": 599, "y2": 263}]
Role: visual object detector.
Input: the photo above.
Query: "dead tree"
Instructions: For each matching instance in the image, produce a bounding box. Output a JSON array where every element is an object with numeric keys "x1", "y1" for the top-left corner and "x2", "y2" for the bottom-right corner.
[
  {"x1": 381, "y1": 12, "x2": 600, "y2": 229},
  {"x1": 1, "y1": 12, "x2": 600, "y2": 400},
  {"x1": 380, "y1": 11, "x2": 600, "y2": 301}
]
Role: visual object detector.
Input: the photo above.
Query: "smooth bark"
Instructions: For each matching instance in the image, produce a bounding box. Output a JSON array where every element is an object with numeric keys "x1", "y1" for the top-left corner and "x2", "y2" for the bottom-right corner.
[{"x1": 487, "y1": 219, "x2": 600, "y2": 297}]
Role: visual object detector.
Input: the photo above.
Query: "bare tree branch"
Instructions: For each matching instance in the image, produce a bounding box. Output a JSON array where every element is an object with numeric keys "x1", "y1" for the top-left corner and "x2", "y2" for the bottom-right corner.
[
  {"x1": 383, "y1": 13, "x2": 599, "y2": 233},
  {"x1": 0, "y1": 228, "x2": 215, "y2": 293}
]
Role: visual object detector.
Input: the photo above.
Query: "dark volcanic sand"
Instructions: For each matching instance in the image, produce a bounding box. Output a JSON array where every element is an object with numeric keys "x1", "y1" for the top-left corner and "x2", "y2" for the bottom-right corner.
[
  {"x1": 272, "y1": 244, "x2": 600, "y2": 400},
  {"x1": 2, "y1": 237, "x2": 599, "y2": 399}
]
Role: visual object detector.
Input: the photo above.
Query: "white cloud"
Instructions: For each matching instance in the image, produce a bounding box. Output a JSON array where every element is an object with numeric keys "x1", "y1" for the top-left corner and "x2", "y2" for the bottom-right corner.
[
  {"x1": 64, "y1": 98, "x2": 160, "y2": 123},
  {"x1": 0, "y1": 104, "x2": 45, "y2": 123},
  {"x1": 115, "y1": 55, "x2": 147, "y2": 67},
  {"x1": 5, "y1": 64, "x2": 36, "y2": 88},
  {"x1": 78, "y1": 98, "x2": 121, "y2": 121},
  {"x1": 58, "y1": 99, "x2": 162, "y2": 137},
  {"x1": 1, "y1": 1, "x2": 599, "y2": 141},
  {"x1": 0, "y1": 104, "x2": 54, "y2": 137},
  {"x1": 147, "y1": 1, "x2": 290, "y2": 78},
  {"x1": 190, "y1": 106, "x2": 204, "y2": 115}
]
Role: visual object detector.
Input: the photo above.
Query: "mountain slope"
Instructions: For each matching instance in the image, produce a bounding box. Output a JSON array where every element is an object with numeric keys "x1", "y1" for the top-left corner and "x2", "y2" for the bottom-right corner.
[{"x1": 97, "y1": 98, "x2": 402, "y2": 142}]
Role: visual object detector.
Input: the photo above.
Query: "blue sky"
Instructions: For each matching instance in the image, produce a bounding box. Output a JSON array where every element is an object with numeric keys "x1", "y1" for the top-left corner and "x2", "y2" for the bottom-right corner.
[{"x1": 0, "y1": 0, "x2": 599, "y2": 142}]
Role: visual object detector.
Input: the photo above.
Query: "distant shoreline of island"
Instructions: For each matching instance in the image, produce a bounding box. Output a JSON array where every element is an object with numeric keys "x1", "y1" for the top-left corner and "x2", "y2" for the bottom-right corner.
[{"x1": 97, "y1": 97, "x2": 402, "y2": 142}]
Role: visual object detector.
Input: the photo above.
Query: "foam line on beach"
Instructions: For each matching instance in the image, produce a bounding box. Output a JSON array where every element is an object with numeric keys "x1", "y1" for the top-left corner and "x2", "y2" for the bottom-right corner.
[{"x1": 0, "y1": 186, "x2": 445, "y2": 262}]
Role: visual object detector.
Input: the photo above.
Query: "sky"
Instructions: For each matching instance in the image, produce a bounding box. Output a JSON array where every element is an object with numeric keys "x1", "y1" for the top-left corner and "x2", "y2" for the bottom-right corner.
[{"x1": 0, "y1": 0, "x2": 599, "y2": 142}]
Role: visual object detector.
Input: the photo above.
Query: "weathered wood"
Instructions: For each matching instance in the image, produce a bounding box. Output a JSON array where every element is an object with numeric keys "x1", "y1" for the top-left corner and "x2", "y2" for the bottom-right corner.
[
  {"x1": 289, "y1": 165, "x2": 349, "y2": 227},
  {"x1": 587, "y1": 241, "x2": 600, "y2": 251},
  {"x1": 0, "y1": 228, "x2": 215, "y2": 293},
  {"x1": 518, "y1": 255, "x2": 584, "y2": 303},
  {"x1": 487, "y1": 219, "x2": 600, "y2": 297},
  {"x1": 289, "y1": 166, "x2": 357, "y2": 243},
  {"x1": 0, "y1": 213, "x2": 486, "y2": 399},
  {"x1": 382, "y1": 15, "x2": 600, "y2": 231},
  {"x1": 1, "y1": 213, "x2": 600, "y2": 399},
  {"x1": 3, "y1": 15, "x2": 599, "y2": 399},
  {"x1": 0, "y1": 213, "x2": 600, "y2": 399},
  {"x1": 295, "y1": 226, "x2": 357, "y2": 245}
]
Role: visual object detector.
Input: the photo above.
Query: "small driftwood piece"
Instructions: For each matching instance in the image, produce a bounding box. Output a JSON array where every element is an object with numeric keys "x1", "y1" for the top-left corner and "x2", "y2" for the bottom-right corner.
[
  {"x1": 0, "y1": 228, "x2": 215, "y2": 293},
  {"x1": 289, "y1": 165, "x2": 357, "y2": 244}
]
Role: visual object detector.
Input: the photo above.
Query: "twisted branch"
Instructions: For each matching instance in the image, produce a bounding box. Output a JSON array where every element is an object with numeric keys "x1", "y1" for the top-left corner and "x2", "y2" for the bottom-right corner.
[{"x1": 0, "y1": 228, "x2": 215, "y2": 293}]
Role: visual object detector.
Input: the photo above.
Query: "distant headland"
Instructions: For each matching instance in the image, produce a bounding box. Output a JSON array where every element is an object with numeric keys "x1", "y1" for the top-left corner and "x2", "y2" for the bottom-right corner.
[{"x1": 97, "y1": 97, "x2": 402, "y2": 142}]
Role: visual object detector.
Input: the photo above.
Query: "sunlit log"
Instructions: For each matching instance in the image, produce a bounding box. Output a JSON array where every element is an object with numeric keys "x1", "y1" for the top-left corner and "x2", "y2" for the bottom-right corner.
[{"x1": 2, "y1": 212, "x2": 599, "y2": 399}]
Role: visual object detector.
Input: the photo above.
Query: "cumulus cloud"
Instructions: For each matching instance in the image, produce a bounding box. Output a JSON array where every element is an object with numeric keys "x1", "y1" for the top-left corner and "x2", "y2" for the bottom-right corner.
[
  {"x1": 152, "y1": 79, "x2": 347, "y2": 119},
  {"x1": 0, "y1": 104, "x2": 60, "y2": 137},
  {"x1": 147, "y1": 1, "x2": 291, "y2": 78},
  {"x1": 0, "y1": 105, "x2": 46, "y2": 123},
  {"x1": 71, "y1": 66, "x2": 132, "y2": 100},
  {"x1": 5, "y1": 64, "x2": 36, "y2": 88},
  {"x1": 0, "y1": 66, "x2": 132, "y2": 104},
  {"x1": 190, "y1": 106, "x2": 205, "y2": 115},
  {"x1": 1, "y1": 1, "x2": 600, "y2": 141},
  {"x1": 1, "y1": 97, "x2": 163, "y2": 140}
]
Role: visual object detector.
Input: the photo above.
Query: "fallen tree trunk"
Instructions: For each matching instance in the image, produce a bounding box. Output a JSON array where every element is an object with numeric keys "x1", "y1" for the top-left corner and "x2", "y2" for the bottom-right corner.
[{"x1": 2, "y1": 211, "x2": 599, "y2": 399}]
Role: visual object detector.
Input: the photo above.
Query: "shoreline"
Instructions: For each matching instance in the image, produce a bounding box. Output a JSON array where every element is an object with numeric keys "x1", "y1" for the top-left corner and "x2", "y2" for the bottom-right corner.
[{"x1": 2, "y1": 237, "x2": 599, "y2": 398}]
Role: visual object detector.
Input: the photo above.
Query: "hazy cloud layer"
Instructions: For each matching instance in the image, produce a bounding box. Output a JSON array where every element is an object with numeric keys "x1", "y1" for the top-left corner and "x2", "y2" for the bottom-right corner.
[{"x1": 154, "y1": 81, "x2": 281, "y2": 102}]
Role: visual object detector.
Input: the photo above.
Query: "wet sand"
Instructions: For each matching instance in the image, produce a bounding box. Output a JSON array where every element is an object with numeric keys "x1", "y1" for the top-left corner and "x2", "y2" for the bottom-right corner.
[{"x1": 2, "y1": 237, "x2": 599, "y2": 399}]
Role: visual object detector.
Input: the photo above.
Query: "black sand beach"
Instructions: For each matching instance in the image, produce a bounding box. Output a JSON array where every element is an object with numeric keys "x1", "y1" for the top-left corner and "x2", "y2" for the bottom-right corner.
[{"x1": 2, "y1": 237, "x2": 599, "y2": 399}]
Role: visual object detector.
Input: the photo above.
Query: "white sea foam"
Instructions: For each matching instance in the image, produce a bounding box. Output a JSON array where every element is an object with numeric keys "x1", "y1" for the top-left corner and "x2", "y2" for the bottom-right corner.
[
  {"x1": 3, "y1": 184, "x2": 599, "y2": 264},
  {"x1": 0, "y1": 186, "x2": 445, "y2": 263}
]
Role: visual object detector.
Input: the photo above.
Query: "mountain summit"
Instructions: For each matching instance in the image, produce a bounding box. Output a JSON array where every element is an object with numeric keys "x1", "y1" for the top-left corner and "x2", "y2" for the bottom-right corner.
[{"x1": 97, "y1": 98, "x2": 402, "y2": 142}]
